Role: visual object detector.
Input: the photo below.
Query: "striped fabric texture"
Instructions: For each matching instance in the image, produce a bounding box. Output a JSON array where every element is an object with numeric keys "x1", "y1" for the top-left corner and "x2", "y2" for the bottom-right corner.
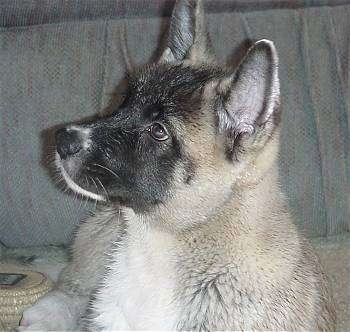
[{"x1": 0, "y1": 1, "x2": 349, "y2": 246}]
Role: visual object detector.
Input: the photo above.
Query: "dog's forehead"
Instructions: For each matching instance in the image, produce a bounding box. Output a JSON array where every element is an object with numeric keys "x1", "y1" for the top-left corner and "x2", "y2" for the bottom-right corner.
[{"x1": 126, "y1": 64, "x2": 223, "y2": 119}]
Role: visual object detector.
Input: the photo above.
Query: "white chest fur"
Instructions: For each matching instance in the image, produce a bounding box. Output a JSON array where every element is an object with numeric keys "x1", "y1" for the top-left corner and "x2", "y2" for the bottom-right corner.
[{"x1": 90, "y1": 216, "x2": 180, "y2": 330}]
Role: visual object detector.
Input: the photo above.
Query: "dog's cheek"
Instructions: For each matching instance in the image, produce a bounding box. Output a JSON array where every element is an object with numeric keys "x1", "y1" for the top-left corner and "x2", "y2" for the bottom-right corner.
[
  {"x1": 132, "y1": 141, "x2": 187, "y2": 207},
  {"x1": 181, "y1": 157, "x2": 196, "y2": 185}
]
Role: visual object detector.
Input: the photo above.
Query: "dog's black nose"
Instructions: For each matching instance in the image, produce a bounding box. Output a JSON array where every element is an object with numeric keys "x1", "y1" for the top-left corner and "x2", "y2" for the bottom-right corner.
[{"x1": 55, "y1": 127, "x2": 83, "y2": 159}]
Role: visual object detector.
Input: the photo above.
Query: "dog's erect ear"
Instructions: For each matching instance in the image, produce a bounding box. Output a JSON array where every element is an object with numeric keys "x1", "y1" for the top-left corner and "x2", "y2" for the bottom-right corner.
[
  {"x1": 160, "y1": 0, "x2": 214, "y2": 63},
  {"x1": 215, "y1": 39, "x2": 280, "y2": 157}
]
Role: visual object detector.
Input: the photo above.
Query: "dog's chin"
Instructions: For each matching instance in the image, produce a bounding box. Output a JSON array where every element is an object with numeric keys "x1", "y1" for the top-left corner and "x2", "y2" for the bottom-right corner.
[{"x1": 55, "y1": 152, "x2": 106, "y2": 202}]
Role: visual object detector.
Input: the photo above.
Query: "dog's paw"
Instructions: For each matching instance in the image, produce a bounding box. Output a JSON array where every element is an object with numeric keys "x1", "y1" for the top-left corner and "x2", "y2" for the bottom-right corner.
[{"x1": 18, "y1": 291, "x2": 78, "y2": 331}]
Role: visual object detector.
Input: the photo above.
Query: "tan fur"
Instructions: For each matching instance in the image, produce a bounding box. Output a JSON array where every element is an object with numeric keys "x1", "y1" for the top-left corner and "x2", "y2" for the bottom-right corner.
[
  {"x1": 20, "y1": 0, "x2": 336, "y2": 330},
  {"x1": 138, "y1": 103, "x2": 336, "y2": 329},
  {"x1": 20, "y1": 74, "x2": 336, "y2": 332}
]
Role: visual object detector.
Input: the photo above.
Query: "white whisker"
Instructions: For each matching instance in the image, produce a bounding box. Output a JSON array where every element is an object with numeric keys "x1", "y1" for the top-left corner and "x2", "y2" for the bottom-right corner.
[
  {"x1": 92, "y1": 163, "x2": 120, "y2": 181},
  {"x1": 95, "y1": 177, "x2": 109, "y2": 202},
  {"x1": 89, "y1": 176, "x2": 100, "y2": 196}
]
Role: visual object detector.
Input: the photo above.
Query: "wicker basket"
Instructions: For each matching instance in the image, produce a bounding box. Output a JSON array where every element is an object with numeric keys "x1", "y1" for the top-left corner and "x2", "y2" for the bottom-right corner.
[{"x1": 0, "y1": 264, "x2": 53, "y2": 331}]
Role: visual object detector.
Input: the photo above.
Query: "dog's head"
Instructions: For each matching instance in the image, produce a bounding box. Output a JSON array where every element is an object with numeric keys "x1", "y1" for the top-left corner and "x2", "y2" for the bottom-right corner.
[{"x1": 55, "y1": 0, "x2": 280, "y2": 222}]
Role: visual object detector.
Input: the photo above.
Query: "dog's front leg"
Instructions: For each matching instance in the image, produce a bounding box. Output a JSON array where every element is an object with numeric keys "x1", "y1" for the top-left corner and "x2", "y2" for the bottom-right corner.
[
  {"x1": 18, "y1": 207, "x2": 125, "y2": 331},
  {"x1": 18, "y1": 290, "x2": 88, "y2": 331}
]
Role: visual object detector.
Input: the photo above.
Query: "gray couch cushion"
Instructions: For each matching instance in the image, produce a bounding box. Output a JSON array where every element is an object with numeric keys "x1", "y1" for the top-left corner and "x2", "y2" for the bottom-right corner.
[
  {"x1": 2, "y1": 0, "x2": 350, "y2": 27},
  {"x1": 1, "y1": 2, "x2": 350, "y2": 246}
]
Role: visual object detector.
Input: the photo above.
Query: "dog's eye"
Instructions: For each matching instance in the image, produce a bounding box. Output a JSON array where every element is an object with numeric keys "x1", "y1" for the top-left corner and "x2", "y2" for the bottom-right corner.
[{"x1": 148, "y1": 123, "x2": 169, "y2": 141}]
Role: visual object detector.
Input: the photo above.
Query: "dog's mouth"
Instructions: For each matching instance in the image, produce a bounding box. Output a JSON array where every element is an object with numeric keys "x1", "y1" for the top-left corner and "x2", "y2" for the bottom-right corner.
[{"x1": 55, "y1": 152, "x2": 106, "y2": 202}]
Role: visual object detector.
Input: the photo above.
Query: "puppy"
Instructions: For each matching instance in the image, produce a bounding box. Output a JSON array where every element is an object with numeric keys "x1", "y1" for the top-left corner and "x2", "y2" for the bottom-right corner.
[{"x1": 20, "y1": 0, "x2": 336, "y2": 330}]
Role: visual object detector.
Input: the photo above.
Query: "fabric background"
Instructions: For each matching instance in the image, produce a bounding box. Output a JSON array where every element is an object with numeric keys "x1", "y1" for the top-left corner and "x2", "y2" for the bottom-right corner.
[{"x1": 1, "y1": 1, "x2": 349, "y2": 247}]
